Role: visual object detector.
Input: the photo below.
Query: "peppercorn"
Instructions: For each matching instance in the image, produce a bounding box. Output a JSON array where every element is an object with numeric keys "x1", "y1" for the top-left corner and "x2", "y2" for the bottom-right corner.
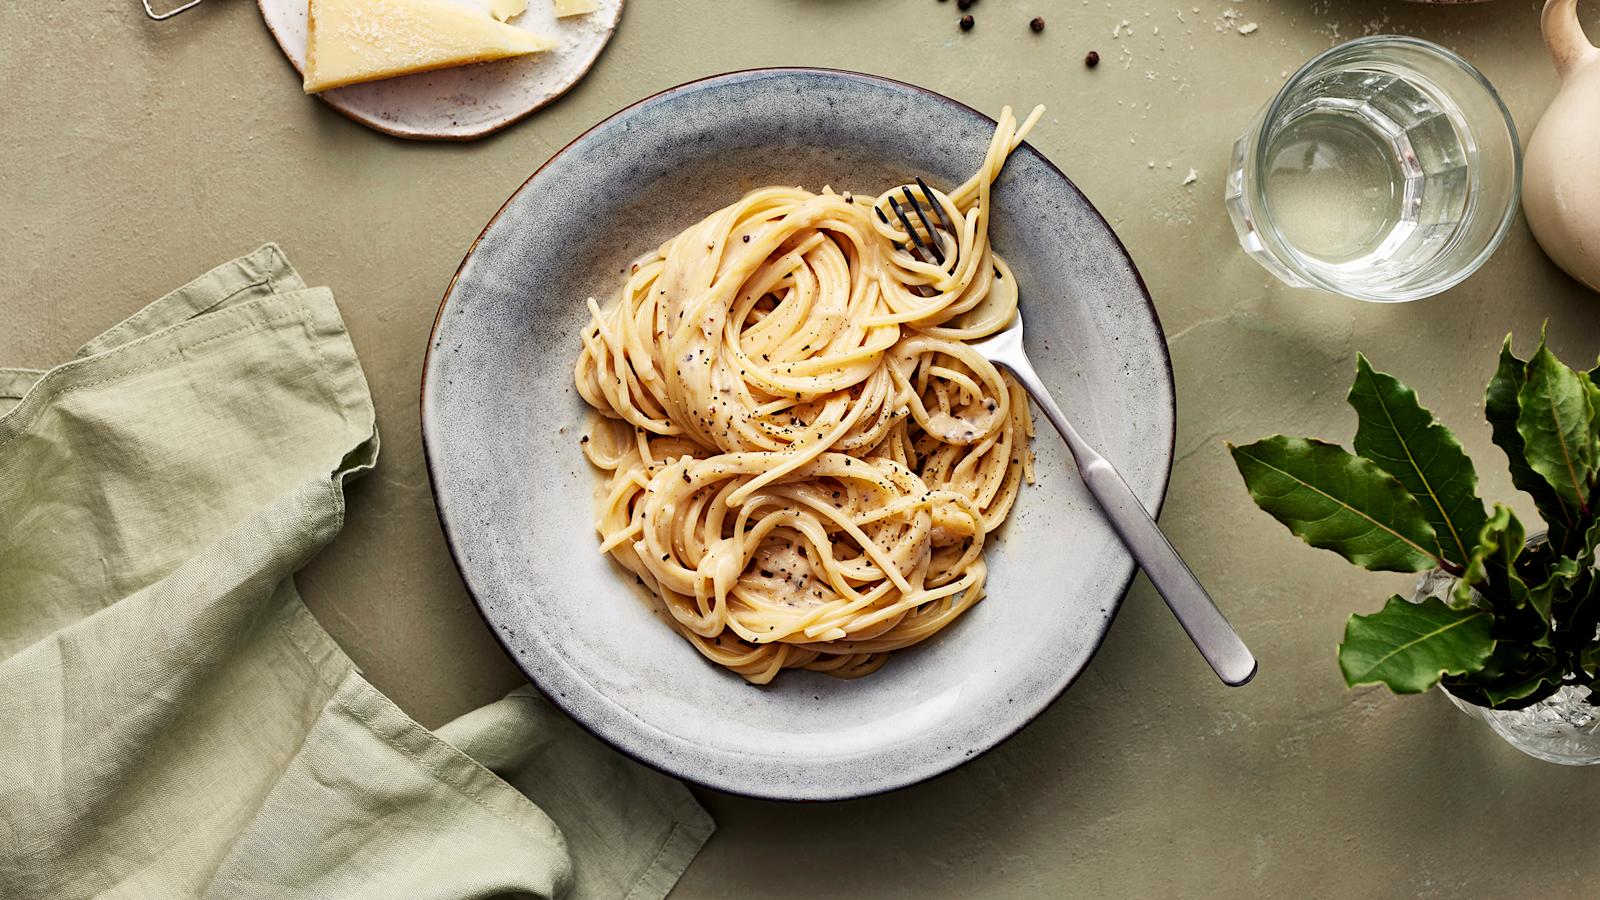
[
  {"x1": 1085, "y1": 50, "x2": 1100, "y2": 68},
  {"x1": 959, "y1": 13, "x2": 974, "y2": 29},
  {"x1": 1030, "y1": 16, "x2": 1044, "y2": 32},
  {"x1": 956, "y1": 0, "x2": 975, "y2": 9}
]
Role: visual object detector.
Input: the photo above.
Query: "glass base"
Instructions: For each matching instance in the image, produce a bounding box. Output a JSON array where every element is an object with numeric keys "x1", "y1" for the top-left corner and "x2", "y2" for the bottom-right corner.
[
  {"x1": 1443, "y1": 685, "x2": 1600, "y2": 766},
  {"x1": 1411, "y1": 568, "x2": 1600, "y2": 766}
]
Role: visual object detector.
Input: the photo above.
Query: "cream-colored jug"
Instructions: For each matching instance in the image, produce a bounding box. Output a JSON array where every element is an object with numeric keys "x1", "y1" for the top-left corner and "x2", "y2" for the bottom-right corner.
[{"x1": 1524, "y1": 0, "x2": 1600, "y2": 291}]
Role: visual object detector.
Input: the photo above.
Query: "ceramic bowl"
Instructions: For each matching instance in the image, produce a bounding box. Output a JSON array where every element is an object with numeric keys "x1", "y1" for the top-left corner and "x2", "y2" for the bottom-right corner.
[{"x1": 421, "y1": 69, "x2": 1176, "y2": 800}]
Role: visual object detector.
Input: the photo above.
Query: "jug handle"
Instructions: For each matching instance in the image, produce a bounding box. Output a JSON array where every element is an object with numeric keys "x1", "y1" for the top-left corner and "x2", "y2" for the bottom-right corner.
[{"x1": 1545, "y1": 0, "x2": 1600, "y2": 80}]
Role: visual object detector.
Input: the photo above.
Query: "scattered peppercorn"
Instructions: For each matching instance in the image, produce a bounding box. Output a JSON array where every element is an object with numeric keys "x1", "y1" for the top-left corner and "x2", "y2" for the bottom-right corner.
[
  {"x1": 1085, "y1": 50, "x2": 1100, "y2": 68},
  {"x1": 959, "y1": 14, "x2": 974, "y2": 29},
  {"x1": 956, "y1": 0, "x2": 974, "y2": 8},
  {"x1": 1030, "y1": 16, "x2": 1044, "y2": 32}
]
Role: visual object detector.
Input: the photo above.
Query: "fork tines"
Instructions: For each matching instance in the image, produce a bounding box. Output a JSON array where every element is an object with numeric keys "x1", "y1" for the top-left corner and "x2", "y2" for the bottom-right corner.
[
  {"x1": 915, "y1": 177, "x2": 957, "y2": 239},
  {"x1": 898, "y1": 187, "x2": 945, "y2": 265},
  {"x1": 878, "y1": 179, "x2": 955, "y2": 268}
]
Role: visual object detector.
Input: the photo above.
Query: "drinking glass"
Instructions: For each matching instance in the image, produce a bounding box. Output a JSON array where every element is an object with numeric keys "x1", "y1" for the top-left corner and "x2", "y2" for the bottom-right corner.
[{"x1": 1226, "y1": 36, "x2": 1521, "y2": 302}]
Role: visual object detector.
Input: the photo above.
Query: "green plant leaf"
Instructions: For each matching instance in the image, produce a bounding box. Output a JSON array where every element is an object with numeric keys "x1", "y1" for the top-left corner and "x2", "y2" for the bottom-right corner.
[
  {"x1": 1486, "y1": 337, "x2": 1577, "y2": 537},
  {"x1": 1517, "y1": 337, "x2": 1597, "y2": 517},
  {"x1": 1486, "y1": 676, "x2": 1562, "y2": 708},
  {"x1": 1528, "y1": 556, "x2": 1583, "y2": 628},
  {"x1": 1588, "y1": 374, "x2": 1600, "y2": 471},
  {"x1": 1459, "y1": 640, "x2": 1543, "y2": 683},
  {"x1": 1443, "y1": 636, "x2": 1564, "y2": 708},
  {"x1": 1587, "y1": 365, "x2": 1600, "y2": 449},
  {"x1": 1230, "y1": 436, "x2": 1441, "y2": 572},
  {"x1": 1339, "y1": 595, "x2": 1495, "y2": 693},
  {"x1": 1453, "y1": 504, "x2": 1528, "y2": 609},
  {"x1": 1348, "y1": 354, "x2": 1486, "y2": 566},
  {"x1": 1582, "y1": 644, "x2": 1600, "y2": 679},
  {"x1": 1555, "y1": 569, "x2": 1600, "y2": 658},
  {"x1": 1446, "y1": 668, "x2": 1563, "y2": 710}
]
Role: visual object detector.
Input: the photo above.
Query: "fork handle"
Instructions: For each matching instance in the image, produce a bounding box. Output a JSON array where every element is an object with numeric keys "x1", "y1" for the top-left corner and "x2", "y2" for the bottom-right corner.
[{"x1": 1002, "y1": 358, "x2": 1257, "y2": 686}]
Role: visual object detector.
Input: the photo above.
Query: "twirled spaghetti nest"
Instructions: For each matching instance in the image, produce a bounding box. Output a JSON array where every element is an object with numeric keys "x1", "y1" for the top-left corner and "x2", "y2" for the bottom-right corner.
[{"x1": 575, "y1": 106, "x2": 1043, "y2": 683}]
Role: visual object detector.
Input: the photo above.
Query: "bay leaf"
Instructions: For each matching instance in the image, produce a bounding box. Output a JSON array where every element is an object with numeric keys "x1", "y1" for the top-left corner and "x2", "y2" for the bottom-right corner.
[
  {"x1": 1486, "y1": 336, "x2": 1577, "y2": 539},
  {"x1": 1230, "y1": 436, "x2": 1440, "y2": 572},
  {"x1": 1517, "y1": 339, "x2": 1597, "y2": 517},
  {"x1": 1339, "y1": 595, "x2": 1494, "y2": 693},
  {"x1": 1349, "y1": 353, "x2": 1486, "y2": 566},
  {"x1": 1453, "y1": 503, "x2": 1527, "y2": 610}
]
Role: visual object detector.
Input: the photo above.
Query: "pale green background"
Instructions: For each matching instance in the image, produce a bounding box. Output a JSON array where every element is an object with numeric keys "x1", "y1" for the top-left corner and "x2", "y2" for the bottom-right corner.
[{"x1": 5, "y1": 1, "x2": 1600, "y2": 896}]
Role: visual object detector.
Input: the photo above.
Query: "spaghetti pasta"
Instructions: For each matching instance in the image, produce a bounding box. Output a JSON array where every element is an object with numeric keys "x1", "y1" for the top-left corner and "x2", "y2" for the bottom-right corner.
[{"x1": 575, "y1": 105, "x2": 1044, "y2": 684}]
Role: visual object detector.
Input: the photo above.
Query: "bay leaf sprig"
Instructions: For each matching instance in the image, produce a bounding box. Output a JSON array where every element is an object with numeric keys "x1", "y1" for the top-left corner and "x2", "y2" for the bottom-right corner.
[
  {"x1": 1517, "y1": 342, "x2": 1595, "y2": 518},
  {"x1": 1349, "y1": 355, "x2": 1488, "y2": 567},
  {"x1": 1230, "y1": 329, "x2": 1600, "y2": 709},
  {"x1": 1487, "y1": 340, "x2": 1575, "y2": 546},
  {"x1": 1229, "y1": 437, "x2": 1442, "y2": 573},
  {"x1": 1338, "y1": 596, "x2": 1493, "y2": 694}
]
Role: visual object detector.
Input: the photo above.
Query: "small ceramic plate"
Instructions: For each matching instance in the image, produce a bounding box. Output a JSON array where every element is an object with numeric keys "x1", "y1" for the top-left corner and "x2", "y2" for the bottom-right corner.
[
  {"x1": 257, "y1": 0, "x2": 622, "y2": 140},
  {"x1": 422, "y1": 69, "x2": 1176, "y2": 800}
]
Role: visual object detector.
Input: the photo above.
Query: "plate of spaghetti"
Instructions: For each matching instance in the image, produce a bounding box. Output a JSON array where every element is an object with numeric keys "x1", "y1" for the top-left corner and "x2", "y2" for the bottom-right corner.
[{"x1": 422, "y1": 69, "x2": 1175, "y2": 799}]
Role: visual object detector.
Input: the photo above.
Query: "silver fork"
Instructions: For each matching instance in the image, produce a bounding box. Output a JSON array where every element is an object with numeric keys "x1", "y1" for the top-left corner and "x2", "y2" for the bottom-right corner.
[{"x1": 890, "y1": 181, "x2": 1256, "y2": 686}]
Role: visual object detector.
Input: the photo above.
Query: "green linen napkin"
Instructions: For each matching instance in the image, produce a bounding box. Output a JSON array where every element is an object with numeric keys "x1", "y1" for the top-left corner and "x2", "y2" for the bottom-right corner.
[{"x1": 0, "y1": 246, "x2": 713, "y2": 899}]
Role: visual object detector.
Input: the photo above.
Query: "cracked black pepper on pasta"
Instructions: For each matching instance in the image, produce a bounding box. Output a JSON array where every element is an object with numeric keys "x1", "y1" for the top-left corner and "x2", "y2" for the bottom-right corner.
[{"x1": 575, "y1": 106, "x2": 1044, "y2": 684}]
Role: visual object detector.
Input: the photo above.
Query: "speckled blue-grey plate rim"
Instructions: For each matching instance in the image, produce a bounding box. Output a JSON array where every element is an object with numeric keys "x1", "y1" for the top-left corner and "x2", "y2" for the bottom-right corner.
[{"x1": 420, "y1": 67, "x2": 1177, "y2": 801}]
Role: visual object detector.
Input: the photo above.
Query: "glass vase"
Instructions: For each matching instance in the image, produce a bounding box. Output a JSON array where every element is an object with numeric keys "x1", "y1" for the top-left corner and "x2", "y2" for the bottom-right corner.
[{"x1": 1411, "y1": 568, "x2": 1600, "y2": 765}]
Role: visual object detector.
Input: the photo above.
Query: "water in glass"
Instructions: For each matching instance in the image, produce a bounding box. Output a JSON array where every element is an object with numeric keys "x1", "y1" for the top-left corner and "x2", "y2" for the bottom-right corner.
[{"x1": 1262, "y1": 69, "x2": 1471, "y2": 293}]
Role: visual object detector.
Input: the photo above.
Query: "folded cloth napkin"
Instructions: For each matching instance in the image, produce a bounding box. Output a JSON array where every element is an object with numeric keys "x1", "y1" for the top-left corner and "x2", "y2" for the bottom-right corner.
[{"x1": 0, "y1": 246, "x2": 713, "y2": 900}]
